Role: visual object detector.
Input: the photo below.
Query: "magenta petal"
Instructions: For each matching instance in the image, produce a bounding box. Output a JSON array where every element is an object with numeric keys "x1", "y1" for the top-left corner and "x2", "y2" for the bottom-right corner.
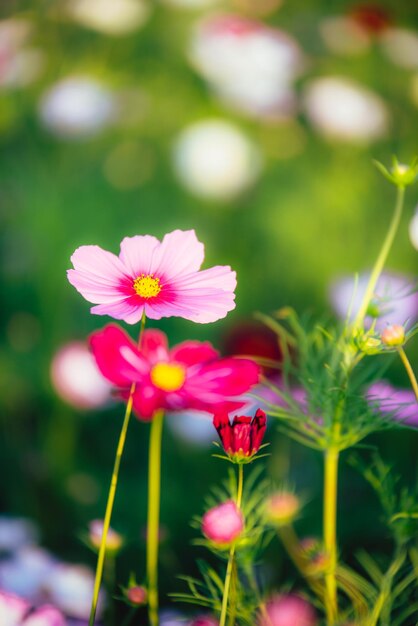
[
  {"x1": 132, "y1": 384, "x2": 164, "y2": 420},
  {"x1": 141, "y1": 330, "x2": 170, "y2": 364},
  {"x1": 89, "y1": 324, "x2": 149, "y2": 387},
  {"x1": 186, "y1": 358, "x2": 261, "y2": 397},
  {"x1": 119, "y1": 235, "x2": 160, "y2": 276},
  {"x1": 24, "y1": 606, "x2": 66, "y2": 626},
  {"x1": 170, "y1": 341, "x2": 219, "y2": 366},
  {"x1": 150, "y1": 229, "x2": 205, "y2": 280}
]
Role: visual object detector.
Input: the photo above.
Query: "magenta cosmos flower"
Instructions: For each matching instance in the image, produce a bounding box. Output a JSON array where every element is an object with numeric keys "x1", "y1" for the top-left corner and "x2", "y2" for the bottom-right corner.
[
  {"x1": 67, "y1": 229, "x2": 236, "y2": 324},
  {"x1": 201, "y1": 500, "x2": 244, "y2": 546},
  {"x1": 90, "y1": 324, "x2": 260, "y2": 420}
]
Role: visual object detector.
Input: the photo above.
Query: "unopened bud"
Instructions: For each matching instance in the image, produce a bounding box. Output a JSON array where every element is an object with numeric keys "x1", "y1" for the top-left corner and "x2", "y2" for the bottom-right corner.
[
  {"x1": 127, "y1": 585, "x2": 147, "y2": 606},
  {"x1": 265, "y1": 492, "x2": 299, "y2": 526},
  {"x1": 258, "y1": 594, "x2": 317, "y2": 626},
  {"x1": 202, "y1": 501, "x2": 244, "y2": 546},
  {"x1": 88, "y1": 520, "x2": 123, "y2": 553},
  {"x1": 381, "y1": 324, "x2": 405, "y2": 347},
  {"x1": 300, "y1": 538, "x2": 329, "y2": 577}
]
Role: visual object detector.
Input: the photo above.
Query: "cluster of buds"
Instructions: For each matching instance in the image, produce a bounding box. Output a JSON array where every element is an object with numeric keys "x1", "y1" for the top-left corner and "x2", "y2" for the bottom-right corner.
[
  {"x1": 374, "y1": 156, "x2": 418, "y2": 187},
  {"x1": 355, "y1": 324, "x2": 407, "y2": 355},
  {"x1": 213, "y1": 408, "x2": 267, "y2": 463},
  {"x1": 265, "y1": 491, "x2": 300, "y2": 527}
]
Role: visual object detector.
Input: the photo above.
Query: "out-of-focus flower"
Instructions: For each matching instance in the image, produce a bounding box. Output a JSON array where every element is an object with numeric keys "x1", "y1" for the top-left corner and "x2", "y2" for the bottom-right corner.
[
  {"x1": 380, "y1": 28, "x2": 418, "y2": 70},
  {"x1": 0, "y1": 18, "x2": 44, "y2": 89},
  {"x1": 68, "y1": 229, "x2": 237, "y2": 324},
  {"x1": 202, "y1": 500, "x2": 244, "y2": 545},
  {"x1": 222, "y1": 320, "x2": 284, "y2": 378},
  {"x1": 381, "y1": 324, "x2": 405, "y2": 347},
  {"x1": 329, "y1": 272, "x2": 418, "y2": 331},
  {"x1": 409, "y1": 207, "x2": 418, "y2": 250},
  {"x1": 349, "y1": 4, "x2": 392, "y2": 35},
  {"x1": 258, "y1": 594, "x2": 317, "y2": 626},
  {"x1": 172, "y1": 120, "x2": 262, "y2": 201},
  {"x1": 38, "y1": 77, "x2": 116, "y2": 139},
  {"x1": 0, "y1": 517, "x2": 39, "y2": 553},
  {"x1": 166, "y1": 410, "x2": 217, "y2": 447},
  {"x1": 299, "y1": 538, "x2": 329, "y2": 577},
  {"x1": 50, "y1": 341, "x2": 112, "y2": 410},
  {"x1": 0, "y1": 590, "x2": 65, "y2": 626},
  {"x1": 367, "y1": 382, "x2": 418, "y2": 427},
  {"x1": 66, "y1": 0, "x2": 150, "y2": 36},
  {"x1": 319, "y1": 17, "x2": 371, "y2": 57},
  {"x1": 162, "y1": 0, "x2": 219, "y2": 8},
  {"x1": 303, "y1": 77, "x2": 389, "y2": 143},
  {"x1": 160, "y1": 610, "x2": 187, "y2": 626},
  {"x1": 189, "y1": 616, "x2": 218, "y2": 626},
  {"x1": 265, "y1": 492, "x2": 300, "y2": 526},
  {"x1": 213, "y1": 408, "x2": 266, "y2": 461},
  {"x1": 0, "y1": 547, "x2": 56, "y2": 601},
  {"x1": 126, "y1": 585, "x2": 147, "y2": 606},
  {"x1": 88, "y1": 520, "x2": 123, "y2": 553},
  {"x1": 90, "y1": 325, "x2": 260, "y2": 420},
  {"x1": 189, "y1": 15, "x2": 304, "y2": 117},
  {"x1": 44, "y1": 564, "x2": 104, "y2": 620}
]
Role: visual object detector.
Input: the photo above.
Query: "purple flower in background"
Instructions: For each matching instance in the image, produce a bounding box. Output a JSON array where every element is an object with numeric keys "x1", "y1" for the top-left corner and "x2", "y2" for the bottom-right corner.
[
  {"x1": 367, "y1": 381, "x2": 418, "y2": 427},
  {"x1": 329, "y1": 271, "x2": 418, "y2": 330}
]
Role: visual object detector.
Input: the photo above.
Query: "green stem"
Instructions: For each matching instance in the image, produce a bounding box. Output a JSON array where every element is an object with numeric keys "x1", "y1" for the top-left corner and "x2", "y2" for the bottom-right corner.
[
  {"x1": 219, "y1": 464, "x2": 244, "y2": 626},
  {"x1": 88, "y1": 313, "x2": 146, "y2": 626},
  {"x1": 324, "y1": 446, "x2": 339, "y2": 626},
  {"x1": 147, "y1": 409, "x2": 164, "y2": 626},
  {"x1": 353, "y1": 186, "x2": 405, "y2": 330},
  {"x1": 398, "y1": 347, "x2": 418, "y2": 402}
]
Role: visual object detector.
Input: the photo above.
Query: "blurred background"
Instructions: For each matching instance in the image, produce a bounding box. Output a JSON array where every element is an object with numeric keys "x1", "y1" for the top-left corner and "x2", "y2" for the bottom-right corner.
[{"x1": 1, "y1": 0, "x2": 418, "y2": 621}]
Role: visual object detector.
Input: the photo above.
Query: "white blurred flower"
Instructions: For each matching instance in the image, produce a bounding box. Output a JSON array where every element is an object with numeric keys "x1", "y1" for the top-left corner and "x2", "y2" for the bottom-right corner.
[
  {"x1": 50, "y1": 341, "x2": 112, "y2": 410},
  {"x1": 329, "y1": 271, "x2": 418, "y2": 331},
  {"x1": 0, "y1": 517, "x2": 39, "y2": 552},
  {"x1": 44, "y1": 564, "x2": 104, "y2": 620},
  {"x1": 319, "y1": 16, "x2": 370, "y2": 57},
  {"x1": 38, "y1": 77, "x2": 116, "y2": 139},
  {"x1": 0, "y1": 18, "x2": 45, "y2": 88},
  {"x1": 66, "y1": 0, "x2": 150, "y2": 36},
  {"x1": 173, "y1": 119, "x2": 262, "y2": 200},
  {"x1": 0, "y1": 547, "x2": 57, "y2": 601},
  {"x1": 166, "y1": 411, "x2": 215, "y2": 447},
  {"x1": 409, "y1": 207, "x2": 418, "y2": 250},
  {"x1": 190, "y1": 15, "x2": 304, "y2": 117},
  {"x1": 303, "y1": 76, "x2": 389, "y2": 143},
  {"x1": 381, "y1": 28, "x2": 418, "y2": 70}
]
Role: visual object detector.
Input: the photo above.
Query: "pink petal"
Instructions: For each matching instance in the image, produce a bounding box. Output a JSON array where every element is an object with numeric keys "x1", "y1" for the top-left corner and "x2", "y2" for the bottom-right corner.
[
  {"x1": 141, "y1": 330, "x2": 170, "y2": 364},
  {"x1": 68, "y1": 245, "x2": 130, "y2": 304},
  {"x1": 170, "y1": 340, "x2": 219, "y2": 365},
  {"x1": 24, "y1": 606, "x2": 66, "y2": 626},
  {"x1": 185, "y1": 358, "x2": 260, "y2": 399},
  {"x1": 0, "y1": 591, "x2": 29, "y2": 624},
  {"x1": 132, "y1": 384, "x2": 164, "y2": 420},
  {"x1": 89, "y1": 324, "x2": 149, "y2": 387},
  {"x1": 91, "y1": 300, "x2": 145, "y2": 325},
  {"x1": 150, "y1": 230, "x2": 205, "y2": 280},
  {"x1": 119, "y1": 235, "x2": 160, "y2": 276}
]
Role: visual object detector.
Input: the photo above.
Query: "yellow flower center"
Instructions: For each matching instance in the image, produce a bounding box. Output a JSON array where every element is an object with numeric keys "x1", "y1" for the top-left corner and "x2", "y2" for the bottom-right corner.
[
  {"x1": 133, "y1": 274, "x2": 161, "y2": 299},
  {"x1": 150, "y1": 362, "x2": 186, "y2": 392}
]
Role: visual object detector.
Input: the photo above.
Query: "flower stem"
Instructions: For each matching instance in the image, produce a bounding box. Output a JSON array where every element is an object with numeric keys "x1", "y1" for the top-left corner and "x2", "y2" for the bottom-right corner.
[
  {"x1": 398, "y1": 347, "x2": 418, "y2": 402},
  {"x1": 147, "y1": 409, "x2": 164, "y2": 626},
  {"x1": 323, "y1": 446, "x2": 339, "y2": 626},
  {"x1": 219, "y1": 464, "x2": 244, "y2": 626},
  {"x1": 88, "y1": 313, "x2": 146, "y2": 626},
  {"x1": 353, "y1": 185, "x2": 405, "y2": 330}
]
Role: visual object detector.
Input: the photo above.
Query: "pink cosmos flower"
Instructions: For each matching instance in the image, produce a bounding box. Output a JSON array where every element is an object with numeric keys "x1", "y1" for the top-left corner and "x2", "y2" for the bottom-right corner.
[
  {"x1": 201, "y1": 501, "x2": 244, "y2": 545},
  {"x1": 258, "y1": 594, "x2": 317, "y2": 626},
  {"x1": 90, "y1": 324, "x2": 260, "y2": 420},
  {"x1": 367, "y1": 381, "x2": 418, "y2": 427},
  {"x1": 67, "y1": 229, "x2": 236, "y2": 324},
  {"x1": 0, "y1": 590, "x2": 65, "y2": 626}
]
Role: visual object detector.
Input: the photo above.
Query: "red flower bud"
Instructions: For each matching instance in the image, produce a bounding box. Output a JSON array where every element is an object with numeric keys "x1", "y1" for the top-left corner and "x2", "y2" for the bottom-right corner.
[{"x1": 213, "y1": 408, "x2": 267, "y2": 461}]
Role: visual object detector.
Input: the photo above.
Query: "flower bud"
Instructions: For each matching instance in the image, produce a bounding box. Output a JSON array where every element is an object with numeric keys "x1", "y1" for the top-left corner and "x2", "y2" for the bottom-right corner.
[
  {"x1": 374, "y1": 157, "x2": 418, "y2": 187},
  {"x1": 213, "y1": 408, "x2": 267, "y2": 463},
  {"x1": 258, "y1": 594, "x2": 317, "y2": 626},
  {"x1": 126, "y1": 585, "x2": 147, "y2": 606},
  {"x1": 300, "y1": 538, "x2": 329, "y2": 577},
  {"x1": 265, "y1": 492, "x2": 300, "y2": 526},
  {"x1": 202, "y1": 500, "x2": 244, "y2": 546},
  {"x1": 381, "y1": 324, "x2": 405, "y2": 347},
  {"x1": 88, "y1": 520, "x2": 123, "y2": 553}
]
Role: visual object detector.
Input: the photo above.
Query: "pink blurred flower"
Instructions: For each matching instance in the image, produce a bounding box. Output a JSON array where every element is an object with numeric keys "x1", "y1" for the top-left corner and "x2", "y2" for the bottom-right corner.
[
  {"x1": 67, "y1": 229, "x2": 236, "y2": 324},
  {"x1": 367, "y1": 381, "x2": 418, "y2": 427},
  {"x1": 213, "y1": 408, "x2": 266, "y2": 461},
  {"x1": 189, "y1": 616, "x2": 218, "y2": 626},
  {"x1": 202, "y1": 500, "x2": 244, "y2": 545},
  {"x1": 258, "y1": 594, "x2": 317, "y2": 626},
  {"x1": 0, "y1": 590, "x2": 65, "y2": 626},
  {"x1": 329, "y1": 271, "x2": 418, "y2": 331},
  {"x1": 50, "y1": 341, "x2": 112, "y2": 410},
  {"x1": 90, "y1": 324, "x2": 260, "y2": 420}
]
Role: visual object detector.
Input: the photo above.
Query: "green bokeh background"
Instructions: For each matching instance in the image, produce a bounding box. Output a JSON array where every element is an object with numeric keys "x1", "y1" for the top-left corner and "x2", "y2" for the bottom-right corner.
[{"x1": 1, "y1": 0, "x2": 418, "y2": 617}]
